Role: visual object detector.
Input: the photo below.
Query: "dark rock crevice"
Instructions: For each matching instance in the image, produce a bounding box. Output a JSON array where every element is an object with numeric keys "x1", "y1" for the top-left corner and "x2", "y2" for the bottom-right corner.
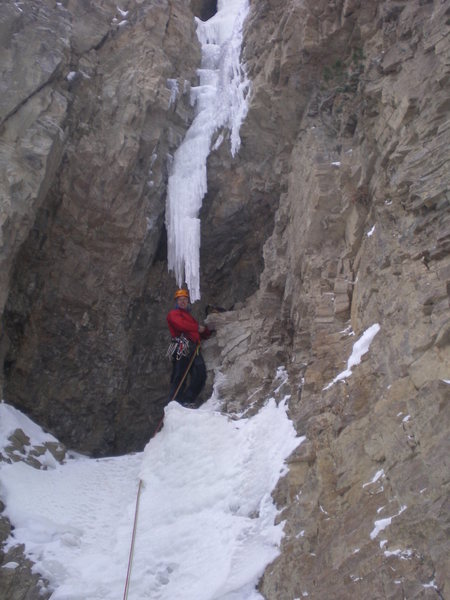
[{"x1": 191, "y1": 0, "x2": 217, "y2": 21}]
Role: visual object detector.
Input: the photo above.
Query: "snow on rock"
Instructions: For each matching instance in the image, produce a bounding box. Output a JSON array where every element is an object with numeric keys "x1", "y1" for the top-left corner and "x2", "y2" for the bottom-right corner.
[
  {"x1": 362, "y1": 469, "x2": 385, "y2": 488},
  {"x1": 0, "y1": 402, "x2": 58, "y2": 451},
  {"x1": 323, "y1": 323, "x2": 380, "y2": 390},
  {"x1": 384, "y1": 548, "x2": 413, "y2": 559},
  {"x1": 370, "y1": 505, "x2": 407, "y2": 540},
  {"x1": 0, "y1": 399, "x2": 301, "y2": 600},
  {"x1": 166, "y1": 0, "x2": 250, "y2": 302}
]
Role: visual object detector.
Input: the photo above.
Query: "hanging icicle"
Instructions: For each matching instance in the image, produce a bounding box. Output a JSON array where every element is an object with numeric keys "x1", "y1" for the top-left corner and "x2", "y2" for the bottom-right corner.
[{"x1": 166, "y1": 0, "x2": 250, "y2": 302}]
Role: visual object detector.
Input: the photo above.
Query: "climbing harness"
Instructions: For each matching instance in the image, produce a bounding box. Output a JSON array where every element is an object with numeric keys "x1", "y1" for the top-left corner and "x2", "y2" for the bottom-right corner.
[
  {"x1": 122, "y1": 344, "x2": 200, "y2": 598},
  {"x1": 166, "y1": 334, "x2": 192, "y2": 360}
]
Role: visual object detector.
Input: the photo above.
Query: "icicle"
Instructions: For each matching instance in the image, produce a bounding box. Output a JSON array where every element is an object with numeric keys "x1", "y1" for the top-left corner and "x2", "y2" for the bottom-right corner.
[{"x1": 166, "y1": 0, "x2": 250, "y2": 302}]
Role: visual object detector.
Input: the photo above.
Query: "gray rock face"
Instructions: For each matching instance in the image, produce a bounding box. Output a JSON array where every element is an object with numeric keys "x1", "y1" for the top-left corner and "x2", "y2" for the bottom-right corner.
[
  {"x1": 1, "y1": 0, "x2": 201, "y2": 455},
  {"x1": 0, "y1": 0, "x2": 449, "y2": 598}
]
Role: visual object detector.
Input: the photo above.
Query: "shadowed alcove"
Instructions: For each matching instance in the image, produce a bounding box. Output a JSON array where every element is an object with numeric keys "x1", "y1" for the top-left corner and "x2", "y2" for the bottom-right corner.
[{"x1": 191, "y1": 0, "x2": 217, "y2": 21}]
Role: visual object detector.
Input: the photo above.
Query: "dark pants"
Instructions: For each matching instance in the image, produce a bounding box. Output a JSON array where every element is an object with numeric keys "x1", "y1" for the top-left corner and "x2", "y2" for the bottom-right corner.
[{"x1": 169, "y1": 350, "x2": 207, "y2": 406}]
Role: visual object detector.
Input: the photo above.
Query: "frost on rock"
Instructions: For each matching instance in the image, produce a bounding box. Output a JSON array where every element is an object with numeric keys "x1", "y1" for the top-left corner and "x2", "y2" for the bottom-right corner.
[
  {"x1": 166, "y1": 0, "x2": 250, "y2": 302},
  {"x1": 167, "y1": 78, "x2": 179, "y2": 107}
]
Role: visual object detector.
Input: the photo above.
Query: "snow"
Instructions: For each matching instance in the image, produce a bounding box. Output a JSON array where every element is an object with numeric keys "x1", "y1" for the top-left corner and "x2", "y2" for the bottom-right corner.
[
  {"x1": 362, "y1": 468, "x2": 385, "y2": 488},
  {"x1": 370, "y1": 505, "x2": 407, "y2": 540},
  {"x1": 384, "y1": 548, "x2": 412, "y2": 559},
  {"x1": 0, "y1": 402, "x2": 58, "y2": 448},
  {"x1": 166, "y1": 0, "x2": 250, "y2": 302},
  {"x1": 323, "y1": 323, "x2": 380, "y2": 390},
  {"x1": 367, "y1": 225, "x2": 376, "y2": 237},
  {"x1": 0, "y1": 396, "x2": 301, "y2": 600},
  {"x1": 423, "y1": 580, "x2": 438, "y2": 590}
]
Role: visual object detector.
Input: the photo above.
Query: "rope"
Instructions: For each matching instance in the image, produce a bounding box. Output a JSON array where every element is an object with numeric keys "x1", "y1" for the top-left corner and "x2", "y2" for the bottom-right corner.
[
  {"x1": 170, "y1": 342, "x2": 200, "y2": 402},
  {"x1": 122, "y1": 346, "x2": 198, "y2": 598},
  {"x1": 122, "y1": 478, "x2": 143, "y2": 600}
]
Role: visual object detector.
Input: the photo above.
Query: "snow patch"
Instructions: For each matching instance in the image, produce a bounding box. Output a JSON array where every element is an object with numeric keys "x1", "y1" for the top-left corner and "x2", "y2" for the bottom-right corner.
[
  {"x1": 0, "y1": 402, "x2": 58, "y2": 451},
  {"x1": 2, "y1": 561, "x2": 19, "y2": 569},
  {"x1": 370, "y1": 506, "x2": 407, "y2": 540},
  {"x1": 423, "y1": 580, "x2": 438, "y2": 590},
  {"x1": 323, "y1": 324, "x2": 380, "y2": 390},
  {"x1": 384, "y1": 548, "x2": 412, "y2": 559},
  {"x1": 362, "y1": 469, "x2": 385, "y2": 488}
]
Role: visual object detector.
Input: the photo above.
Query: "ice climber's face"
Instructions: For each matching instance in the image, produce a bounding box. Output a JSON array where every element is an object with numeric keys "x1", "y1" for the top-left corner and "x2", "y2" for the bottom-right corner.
[{"x1": 177, "y1": 296, "x2": 189, "y2": 309}]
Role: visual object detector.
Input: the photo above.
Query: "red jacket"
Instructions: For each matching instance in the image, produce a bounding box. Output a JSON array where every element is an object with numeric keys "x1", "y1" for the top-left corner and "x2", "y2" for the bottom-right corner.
[{"x1": 167, "y1": 308, "x2": 211, "y2": 344}]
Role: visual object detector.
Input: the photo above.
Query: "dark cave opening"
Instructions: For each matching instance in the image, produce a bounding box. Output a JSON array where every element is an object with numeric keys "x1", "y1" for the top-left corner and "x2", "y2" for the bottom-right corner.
[{"x1": 191, "y1": 0, "x2": 217, "y2": 21}]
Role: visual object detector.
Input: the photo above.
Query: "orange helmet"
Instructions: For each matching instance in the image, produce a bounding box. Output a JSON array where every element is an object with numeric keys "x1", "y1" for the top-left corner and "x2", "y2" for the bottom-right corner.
[{"x1": 174, "y1": 288, "x2": 189, "y2": 300}]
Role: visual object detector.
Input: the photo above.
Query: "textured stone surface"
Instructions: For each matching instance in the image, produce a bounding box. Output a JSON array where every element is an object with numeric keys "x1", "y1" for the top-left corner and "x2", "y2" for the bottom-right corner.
[
  {"x1": 1, "y1": 0, "x2": 201, "y2": 456},
  {"x1": 204, "y1": 0, "x2": 450, "y2": 598}
]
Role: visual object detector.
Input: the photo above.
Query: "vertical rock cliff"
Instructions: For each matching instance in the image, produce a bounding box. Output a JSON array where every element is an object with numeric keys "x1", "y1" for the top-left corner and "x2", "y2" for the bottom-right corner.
[
  {"x1": 203, "y1": 0, "x2": 450, "y2": 597},
  {"x1": 1, "y1": 0, "x2": 201, "y2": 456},
  {"x1": 0, "y1": 0, "x2": 449, "y2": 598}
]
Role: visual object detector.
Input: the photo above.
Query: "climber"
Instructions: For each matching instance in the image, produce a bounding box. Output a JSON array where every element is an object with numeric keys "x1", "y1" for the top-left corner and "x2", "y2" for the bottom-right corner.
[{"x1": 167, "y1": 288, "x2": 212, "y2": 407}]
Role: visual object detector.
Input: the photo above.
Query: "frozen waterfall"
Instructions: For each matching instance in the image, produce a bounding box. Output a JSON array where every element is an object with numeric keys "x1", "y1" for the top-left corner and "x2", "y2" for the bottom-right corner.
[{"x1": 166, "y1": 0, "x2": 250, "y2": 302}]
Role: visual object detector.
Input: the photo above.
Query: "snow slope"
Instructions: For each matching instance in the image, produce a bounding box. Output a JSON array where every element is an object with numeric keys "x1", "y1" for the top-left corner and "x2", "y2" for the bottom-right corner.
[{"x1": 0, "y1": 397, "x2": 301, "y2": 599}]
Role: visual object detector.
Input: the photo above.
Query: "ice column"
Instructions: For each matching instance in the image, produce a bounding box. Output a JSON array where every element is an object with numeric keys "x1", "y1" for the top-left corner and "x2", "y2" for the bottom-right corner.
[{"x1": 166, "y1": 0, "x2": 250, "y2": 302}]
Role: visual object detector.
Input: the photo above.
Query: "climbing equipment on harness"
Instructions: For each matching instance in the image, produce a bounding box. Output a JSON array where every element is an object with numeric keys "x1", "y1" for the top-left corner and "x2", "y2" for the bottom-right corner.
[{"x1": 166, "y1": 334, "x2": 192, "y2": 360}]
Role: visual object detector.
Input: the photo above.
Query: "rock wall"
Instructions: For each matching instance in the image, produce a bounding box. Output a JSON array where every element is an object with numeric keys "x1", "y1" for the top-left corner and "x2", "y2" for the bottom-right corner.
[
  {"x1": 0, "y1": 0, "x2": 449, "y2": 598},
  {"x1": 203, "y1": 0, "x2": 450, "y2": 597},
  {"x1": 1, "y1": 0, "x2": 201, "y2": 455}
]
